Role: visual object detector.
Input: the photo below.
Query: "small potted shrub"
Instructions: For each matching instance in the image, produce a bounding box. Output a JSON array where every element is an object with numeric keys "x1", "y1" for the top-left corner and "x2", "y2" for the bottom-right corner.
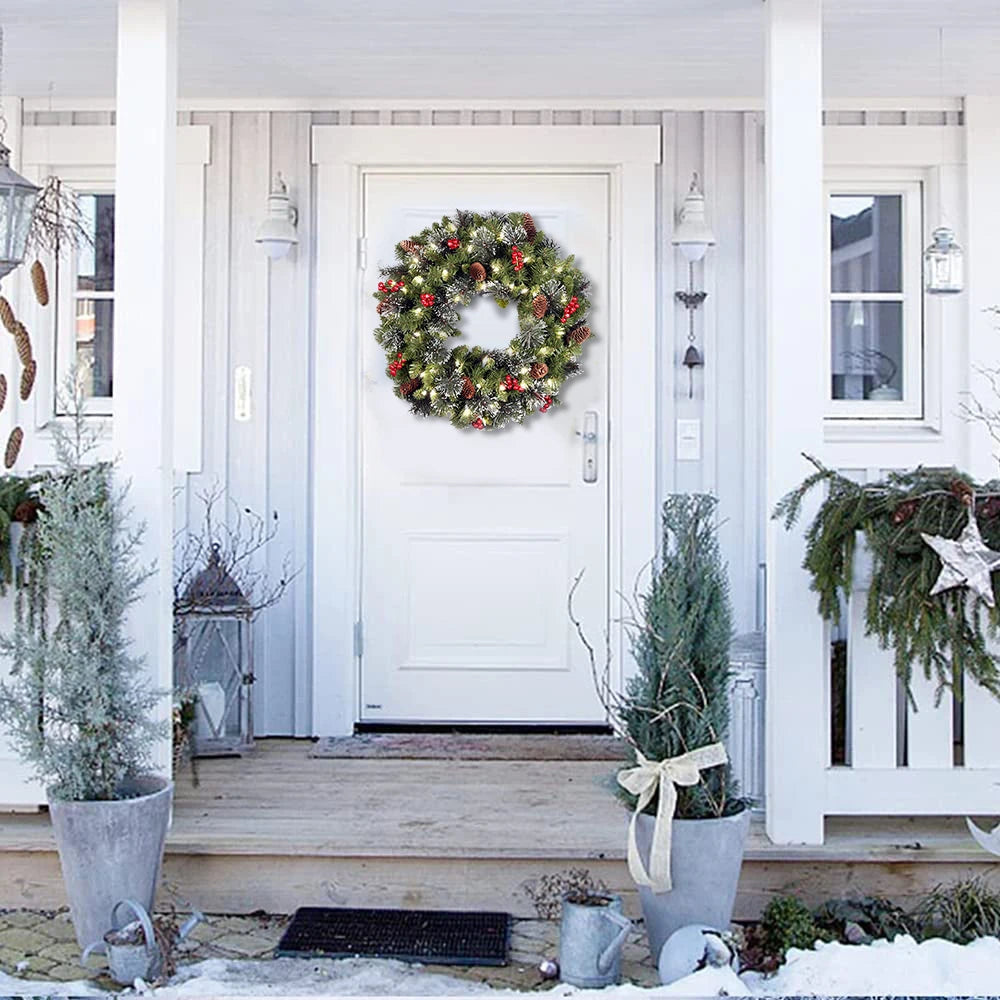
[
  {"x1": 0, "y1": 376, "x2": 169, "y2": 949},
  {"x1": 572, "y1": 494, "x2": 749, "y2": 961}
]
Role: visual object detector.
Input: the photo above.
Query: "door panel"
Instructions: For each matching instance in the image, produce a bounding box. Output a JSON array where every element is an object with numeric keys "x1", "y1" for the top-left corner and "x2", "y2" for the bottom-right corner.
[{"x1": 361, "y1": 172, "x2": 609, "y2": 723}]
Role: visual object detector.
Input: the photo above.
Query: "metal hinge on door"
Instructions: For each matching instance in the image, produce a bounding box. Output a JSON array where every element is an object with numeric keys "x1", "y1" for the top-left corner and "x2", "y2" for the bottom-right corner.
[
  {"x1": 353, "y1": 620, "x2": 364, "y2": 658},
  {"x1": 357, "y1": 237, "x2": 368, "y2": 271}
]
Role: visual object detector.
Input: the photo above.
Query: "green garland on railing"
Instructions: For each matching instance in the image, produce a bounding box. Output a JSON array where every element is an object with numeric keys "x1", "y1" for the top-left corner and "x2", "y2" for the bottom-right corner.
[{"x1": 774, "y1": 456, "x2": 1000, "y2": 701}]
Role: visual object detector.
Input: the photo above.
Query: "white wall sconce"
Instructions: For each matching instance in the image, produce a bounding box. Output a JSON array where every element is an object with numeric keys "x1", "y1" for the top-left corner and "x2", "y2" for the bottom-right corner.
[
  {"x1": 672, "y1": 173, "x2": 716, "y2": 397},
  {"x1": 923, "y1": 225, "x2": 964, "y2": 294},
  {"x1": 255, "y1": 173, "x2": 298, "y2": 260}
]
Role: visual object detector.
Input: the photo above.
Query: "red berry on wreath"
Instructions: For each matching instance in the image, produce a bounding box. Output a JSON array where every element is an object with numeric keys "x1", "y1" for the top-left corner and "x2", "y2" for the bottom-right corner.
[
  {"x1": 540, "y1": 395, "x2": 553, "y2": 413},
  {"x1": 378, "y1": 281, "x2": 387, "y2": 293},
  {"x1": 511, "y1": 245, "x2": 525, "y2": 271},
  {"x1": 447, "y1": 237, "x2": 461, "y2": 249},
  {"x1": 420, "y1": 293, "x2": 435, "y2": 308},
  {"x1": 472, "y1": 418, "x2": 485, "y2": 429}
]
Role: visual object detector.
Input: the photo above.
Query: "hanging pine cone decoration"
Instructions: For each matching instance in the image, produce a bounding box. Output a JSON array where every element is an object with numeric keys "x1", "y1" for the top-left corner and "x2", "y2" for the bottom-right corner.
[
  {"x1": 13, "y1": 324, "x2": 32, "y2": 366},
  {"x1": 568, "y1": 324, "x2": 592, "y2": 345},
  {"x1": 4, "y1": 427, "x2": 23, "y2": 469},
  {"x1": 30, "y1": 260, "x2": 49, "y2": 307},
  {"x1": 530, "y1": 362, "x2": 549, "y2": 379},
  {"x1": 19, "y1": 360, "x2": 36, "y2": 401},
  {"x1": 399, "y1": 377, "x2": 421, "y2": 397},
  {"x1": 0, "y1": 374, "x2": 7, "y2": 412},
  {"x1": 469, "y1": 262, "x2": 486, "y2": 283},
  {"x1": 532, "y1": 294, "x2": 548, "y2": 319},
  {"x1": 522, "y1": 213, "x2": 537, "y2": 240},
  {"x1": 12, "y1": 499, "x2": 39, "y2": 524},
  {"x1": 892, "y1": 499, "x2": 918, "y2": 525},
  {"x1": 0, "y1": 297, "x2": 15, "y2": 334},
  {"x1": 462, "y1": 376, "x2": 476, "y2": 399},
  {"x1": 399, "y1": 240, "x2": 422, "y2": 257},
  {"x1": 950, "y1": 479, "x2": 975, "y2": 504}
]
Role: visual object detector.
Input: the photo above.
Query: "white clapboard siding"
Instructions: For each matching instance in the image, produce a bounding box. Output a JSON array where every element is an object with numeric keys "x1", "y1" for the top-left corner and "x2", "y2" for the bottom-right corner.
[{"x1": 907, "y1": 671, "x2": 954, "y2": 769}]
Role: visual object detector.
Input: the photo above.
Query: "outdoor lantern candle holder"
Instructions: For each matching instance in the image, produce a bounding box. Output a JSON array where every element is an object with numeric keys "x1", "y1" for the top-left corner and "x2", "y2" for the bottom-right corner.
[
  {"x1": 0, "y1": 137, "x2": 40, "y2": 280},
  {"x1": 923, "y1": 225, "x2": 964, "y2": 294},
  {"x1": 174, "y1": 543, "x2": 255, "y2": 756}
]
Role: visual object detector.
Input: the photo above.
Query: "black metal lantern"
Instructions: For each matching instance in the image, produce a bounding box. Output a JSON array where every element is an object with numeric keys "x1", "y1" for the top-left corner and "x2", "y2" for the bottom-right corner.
[
  {"x1": 174, "y1": 544, "x2": 255, "y2": 756},
  {"x1": 0, "y1": 138, "x2": 39, "y2": 280}
]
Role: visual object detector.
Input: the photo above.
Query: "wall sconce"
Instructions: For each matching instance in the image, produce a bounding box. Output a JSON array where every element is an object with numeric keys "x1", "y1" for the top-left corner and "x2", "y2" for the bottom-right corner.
[
  {"x1": 672, "y1": 173, "x2": 715, "y2": 398},
  {"x1": 255, "y1": 173, "x2": 299, "y2": 260},
  {"x1": 923, "y1": 225, "x2": 964, "y2": 294}
]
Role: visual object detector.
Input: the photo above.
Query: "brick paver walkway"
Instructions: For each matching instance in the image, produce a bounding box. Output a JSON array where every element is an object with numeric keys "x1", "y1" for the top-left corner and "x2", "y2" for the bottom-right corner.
[{"x1": 0, "y1": 909, "x2": 659, "y2": 992}]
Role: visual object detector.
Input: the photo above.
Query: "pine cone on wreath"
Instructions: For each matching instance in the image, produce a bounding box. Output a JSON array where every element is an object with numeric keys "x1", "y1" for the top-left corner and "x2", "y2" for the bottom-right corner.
[
  {"x1": 20, "y1": 360, "x2": 36, "y2": 401},
  {"x1": 13, "y1": 324, "x2": 32, "y2": 366},
  {"x1": 399, "y1": 240, "x2": 422, "y2": 257},
  {"x1": 400, "y1": 377, "x2": 421, "y2": 397},
  {"x1": 0, "y1": 297, "x2": 15, "y2": 334},
  {"x1": 950, "y1": 479, "x2": 975, "y2": 504},
  {"x1": 30, "y1": 261, "x2": 49, "y2": 307},
  {"x1": 530, "y1": 362, "x2": 549, "y2": 379},
  {"x1": 568, "y1": 324, "x2": 592, "y2": 345},
  {"x1": 12, "y1": 498, "x2": 39, "y2": 524},
  {"x1": 462, "y1": 377, "x2": 476, "y2": 399},
  {"x1": 469, "y1": 262, "x2": 487, "y2": 283},
  {"x1": 5, "y1": 427, "x2": 23, "y2": 469},
  {"x1": 523, "y1": 213, "x2": 537, "y2": 240},
  {"x1": 532, "y1": 294, "x2": 548, "y2": 319},
  {"x1": 892, "y1": 500, "x2": 917, "y2": 525}
]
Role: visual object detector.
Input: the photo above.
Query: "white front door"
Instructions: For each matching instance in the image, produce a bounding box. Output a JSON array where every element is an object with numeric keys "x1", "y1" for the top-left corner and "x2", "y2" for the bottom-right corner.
[{"x1": 361, "y1": 172, "x2": 610, "y2": 724}]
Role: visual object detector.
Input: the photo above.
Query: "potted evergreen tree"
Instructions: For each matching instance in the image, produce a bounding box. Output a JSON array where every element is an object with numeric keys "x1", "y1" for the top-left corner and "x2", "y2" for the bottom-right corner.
[
  {"x1": 571, "y1": 494, "x2": 749, "y2": 962},
  {"x1": 0, "y1": 374, "x2": 169, "y2": 949}
]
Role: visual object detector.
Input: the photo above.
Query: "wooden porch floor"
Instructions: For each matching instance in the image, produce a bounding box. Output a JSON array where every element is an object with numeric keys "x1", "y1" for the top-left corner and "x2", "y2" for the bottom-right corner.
[{"x1": 0, "y1": 739, "x2": 993, "y2": 917}]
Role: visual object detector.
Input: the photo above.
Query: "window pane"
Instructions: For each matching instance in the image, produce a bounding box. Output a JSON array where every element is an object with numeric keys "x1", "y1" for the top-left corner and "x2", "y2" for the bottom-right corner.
[
  {"x1": 830, "y1": 301, "x2": 903, "y2": 401},
  {"x1": 830, "y1": 194, "x2": 902, "y2": 293},
  {"x1": 76, "y1": 194, "x2": 115, "y2": 293},
  {"x1": 75, "y1": 298, "x2": 114, "y2": 398}
]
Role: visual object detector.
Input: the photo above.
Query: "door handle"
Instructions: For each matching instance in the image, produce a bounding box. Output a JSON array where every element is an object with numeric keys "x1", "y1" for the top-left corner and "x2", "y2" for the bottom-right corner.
[{"x1": 576, "y1": 410, "x2": 599, "y2": 483}]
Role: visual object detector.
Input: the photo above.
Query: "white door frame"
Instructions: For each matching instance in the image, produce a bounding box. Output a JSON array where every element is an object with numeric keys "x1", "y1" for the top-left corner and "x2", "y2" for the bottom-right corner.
[{"x1": 311, "y1": 125, "x2": 661, "y2": 736}]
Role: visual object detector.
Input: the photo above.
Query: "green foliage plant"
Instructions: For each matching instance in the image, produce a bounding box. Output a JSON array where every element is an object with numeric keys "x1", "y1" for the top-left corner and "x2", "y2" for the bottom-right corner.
[
  {"x1": 571, "y1": 494, "x2": 744, "y2": 820},
  {"x1": 761, "y1": 895, "x2": 828, "y2": 956},
  {"x1": 910, "y1": 877, "x2": 1000, "y2": 944},
  {"x1": 0, "y1": 373, "x2": 165, "y2": 801},
  {"x1": 775, "y1": 456, "x2": 1000, "y2": 700}
]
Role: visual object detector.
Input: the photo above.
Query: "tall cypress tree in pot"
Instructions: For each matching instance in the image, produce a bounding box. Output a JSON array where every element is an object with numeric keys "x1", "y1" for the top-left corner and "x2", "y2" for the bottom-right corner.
[
  {"x1": 0, "y1": 374, "x2": 170, "y2": 949},
  {"x1": 572, "y1": 494, "x2": 749, "y2": 961}
]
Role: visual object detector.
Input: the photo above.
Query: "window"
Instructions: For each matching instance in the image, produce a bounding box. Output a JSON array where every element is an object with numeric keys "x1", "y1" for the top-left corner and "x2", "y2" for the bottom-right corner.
[
  {"x1": 56, "y1": 189, "x2": 115, "y2": 410},
  {"x1": 826, "y1": 180, "x2": 923, "y2": 419}
]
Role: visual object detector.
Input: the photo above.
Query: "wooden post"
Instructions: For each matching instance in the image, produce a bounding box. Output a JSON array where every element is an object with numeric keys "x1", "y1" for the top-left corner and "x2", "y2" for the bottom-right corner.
[
  {"x1": 764, "y1": 0, "x2": 828, "y2": 844},
  {"x1": 112, "y1": 0, "x2": 177, "y2": 774}
]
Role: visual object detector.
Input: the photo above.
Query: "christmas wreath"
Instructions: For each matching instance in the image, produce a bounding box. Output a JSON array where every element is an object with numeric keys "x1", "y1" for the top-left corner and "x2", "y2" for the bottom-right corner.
[{"x1": 373, "y1": 210, "x2": 593, "y2": 430}]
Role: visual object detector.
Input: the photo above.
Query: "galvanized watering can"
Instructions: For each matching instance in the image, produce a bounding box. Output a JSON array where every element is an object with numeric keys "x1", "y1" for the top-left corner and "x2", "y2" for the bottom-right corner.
[
  {"x1": 83, "y1": 899, "x2": 202, "y2": 985},
  {"x1": 558, "y1": 892, "x2": 632, "y2": 988}
]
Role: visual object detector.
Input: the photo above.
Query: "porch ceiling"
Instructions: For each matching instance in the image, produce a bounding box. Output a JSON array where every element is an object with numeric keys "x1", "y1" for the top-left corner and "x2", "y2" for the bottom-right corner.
[{"x1": 3, "y1": 0, "x2": 1000, "y2": 101}]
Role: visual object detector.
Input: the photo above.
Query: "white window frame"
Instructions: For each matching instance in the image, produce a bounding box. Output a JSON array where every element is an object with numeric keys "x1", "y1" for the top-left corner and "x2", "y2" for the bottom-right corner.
[
  {"x1": 54, "y1": 178, "x2": 116, "y2": 418},
  {"x1": 825, "y1": 175, "x2": 924, "y2": 420}
]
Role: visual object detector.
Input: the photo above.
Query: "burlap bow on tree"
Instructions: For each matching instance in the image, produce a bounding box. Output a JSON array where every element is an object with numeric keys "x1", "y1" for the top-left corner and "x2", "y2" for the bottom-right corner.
[{"x1": 617, "y1": 742, "x2": 728, "y2": 893}]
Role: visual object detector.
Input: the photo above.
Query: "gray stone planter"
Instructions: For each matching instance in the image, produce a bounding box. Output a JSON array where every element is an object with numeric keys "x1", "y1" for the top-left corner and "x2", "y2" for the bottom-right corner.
[
  {"x1": 634, "y1": 807, "x2": 750, "y2": 962},
  {"x1": 48, "y1": 776, "x2": 173, "y2": 949}
]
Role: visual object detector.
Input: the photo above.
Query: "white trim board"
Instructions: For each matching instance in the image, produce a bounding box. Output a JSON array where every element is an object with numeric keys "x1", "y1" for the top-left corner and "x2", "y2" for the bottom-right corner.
[{"x1": 310, "y1": 124, "x2": 660, "y2": 735}]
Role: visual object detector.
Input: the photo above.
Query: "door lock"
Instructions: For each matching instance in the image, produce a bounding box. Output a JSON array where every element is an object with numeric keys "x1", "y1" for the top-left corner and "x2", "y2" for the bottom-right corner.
[{"x1": 576, "y1": 410, "x2": 599, "y2": 483}]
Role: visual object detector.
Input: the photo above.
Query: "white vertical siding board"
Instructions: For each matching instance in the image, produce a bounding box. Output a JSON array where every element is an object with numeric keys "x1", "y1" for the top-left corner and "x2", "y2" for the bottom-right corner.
[
  {"x1": 264, "y1": 111, "x2": 313, "y2": 737},
  {"x1": 964, "y1": 669, "x2": 1000, "y2": 768},
  {"x1": 658, "y1": 111, "x2": 677, "y2": 502},
  {"x1": 847, "y1": 540, "x2": 897, "y2": 768},
  {"x1": 701, "y1": 111, "x2": 718, "y2": 501},
  {"x1": 764, "y1": 0, "x2": 828, "y2": 845},
  {"x1": 226, "y1": 111, "x2": 272, "y2": 732},
  {"x1": 907, "y1": 672, "x2": 954, "y2": 769}
]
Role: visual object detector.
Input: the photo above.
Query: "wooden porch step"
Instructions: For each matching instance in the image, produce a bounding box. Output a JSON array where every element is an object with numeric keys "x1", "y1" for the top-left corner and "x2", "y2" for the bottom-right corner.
[{"x1": 0, "y1": 740, "x2": 994, "y2": 918}]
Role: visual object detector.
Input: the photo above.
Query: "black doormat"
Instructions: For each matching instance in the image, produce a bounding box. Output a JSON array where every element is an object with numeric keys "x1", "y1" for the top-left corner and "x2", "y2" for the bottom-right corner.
[{"x1": 275, "y1": 906, "x2": 511, "y2": 966}]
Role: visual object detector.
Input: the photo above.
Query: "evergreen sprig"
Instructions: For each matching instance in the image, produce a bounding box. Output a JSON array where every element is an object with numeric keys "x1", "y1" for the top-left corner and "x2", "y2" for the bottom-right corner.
[
  {"x1": 775, "y1": 454, "x2": 1000, "y2": 700},
  {"x1": 374, "y1": 211, "x2": 593, "y2": 429}
]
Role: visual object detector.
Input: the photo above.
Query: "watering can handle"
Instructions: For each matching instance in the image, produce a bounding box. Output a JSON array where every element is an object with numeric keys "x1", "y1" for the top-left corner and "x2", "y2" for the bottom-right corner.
[
  {"x1": 112, "y1": 898, "x2": 157, "y2": 955},
  {"x1": 596, "y1": 908, "x2": 632, "y2": 975}
]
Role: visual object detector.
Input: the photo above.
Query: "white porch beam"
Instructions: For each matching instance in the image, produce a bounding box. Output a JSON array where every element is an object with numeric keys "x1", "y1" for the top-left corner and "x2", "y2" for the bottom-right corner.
[
  {"x1": 764, "y1": 0, "x2": 828, "y2": 845},
  {"x1": 965, "y1": 97, "x2": 1000, "y2": 481},
  {"x1": 111, "y1": 0, "x2": 177, "y2": 774}
]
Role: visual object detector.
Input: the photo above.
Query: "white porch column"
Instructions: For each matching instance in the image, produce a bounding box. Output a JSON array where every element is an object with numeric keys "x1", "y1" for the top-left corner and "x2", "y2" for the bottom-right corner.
[
  {"x1": 764, "y1": 0, "x2": 828, "y2": 844},
  {"x1": 965, "y1": 97, "x2": 1000, "y2": 481},
  {"x1": 112, "y1": 0, "x2": 177, "y2": 774}
]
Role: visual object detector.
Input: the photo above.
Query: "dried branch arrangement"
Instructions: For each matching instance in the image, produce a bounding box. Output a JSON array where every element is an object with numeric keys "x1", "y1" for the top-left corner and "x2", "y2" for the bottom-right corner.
[
  {"x1": 173, "y1": 482, "x2": 295, "y2": 617},
  {"x1": 25, "y1": 176, "x2": 93, "y2": 258}
]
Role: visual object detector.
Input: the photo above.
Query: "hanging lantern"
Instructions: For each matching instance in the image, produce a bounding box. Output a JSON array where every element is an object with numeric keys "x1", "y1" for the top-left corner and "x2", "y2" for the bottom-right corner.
[
  {"x1": 0, "y1": 138, "x2": 39, "y2": 280},
  {"x1": 174, "y1": 544, "x2": 255, "y2": 756},
  {"x1": 923, "y1": 225, "x2": 964, "y2": 295}
]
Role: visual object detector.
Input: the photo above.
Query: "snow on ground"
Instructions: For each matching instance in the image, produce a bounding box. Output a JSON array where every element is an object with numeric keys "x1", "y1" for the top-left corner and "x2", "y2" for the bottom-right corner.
[{"x1": 3, "y1": 934, "x2": 1000, "y2": 997}]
